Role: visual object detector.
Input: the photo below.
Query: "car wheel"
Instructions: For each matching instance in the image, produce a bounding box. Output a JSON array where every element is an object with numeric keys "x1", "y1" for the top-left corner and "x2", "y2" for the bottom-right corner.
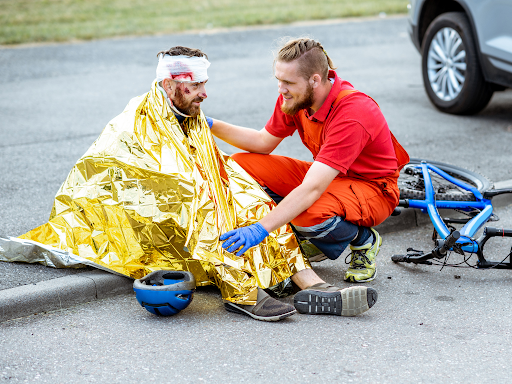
[{"x1": 421, "y1": 12, "x2": 494, "y2": 115}]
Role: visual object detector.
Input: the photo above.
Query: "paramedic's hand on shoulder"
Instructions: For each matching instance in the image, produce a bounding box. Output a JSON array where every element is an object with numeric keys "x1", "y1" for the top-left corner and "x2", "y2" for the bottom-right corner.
[
  {"x1": 220, "y1": 223, "x2": 269, "y2": 256},
  {"x1": 210, "y1": 119, "x2": 283, "y2": 154},
  {"x1": 205, "y1": 116, "x2": 213, "y2": 128}
]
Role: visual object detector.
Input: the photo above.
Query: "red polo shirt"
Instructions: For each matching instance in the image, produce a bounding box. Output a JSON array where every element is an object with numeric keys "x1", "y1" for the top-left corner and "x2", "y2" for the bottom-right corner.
[{"x1": 265, "y1": 70, "x2": 398, "y2": 179}]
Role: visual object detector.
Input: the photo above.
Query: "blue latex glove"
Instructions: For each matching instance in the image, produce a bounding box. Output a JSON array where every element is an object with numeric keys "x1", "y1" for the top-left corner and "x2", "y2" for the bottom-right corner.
[
  {"x1": 220, "y1": 223, "x2": 269, "y2": 256},
  {"x1": 205, "y1": 116, "x2": 213, "y2": 128}
]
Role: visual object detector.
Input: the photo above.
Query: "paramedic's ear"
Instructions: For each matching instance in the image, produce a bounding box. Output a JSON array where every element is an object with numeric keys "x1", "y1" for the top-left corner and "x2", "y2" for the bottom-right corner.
[{"x1": 310, "y1": 74, "x2": 322, "y2": 88}]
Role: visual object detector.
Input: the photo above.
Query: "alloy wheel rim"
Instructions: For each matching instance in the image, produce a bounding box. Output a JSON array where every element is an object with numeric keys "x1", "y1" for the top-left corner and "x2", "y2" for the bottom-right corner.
[{"x1": 427, "y1": 27, "x2": 467, "y2": 101}]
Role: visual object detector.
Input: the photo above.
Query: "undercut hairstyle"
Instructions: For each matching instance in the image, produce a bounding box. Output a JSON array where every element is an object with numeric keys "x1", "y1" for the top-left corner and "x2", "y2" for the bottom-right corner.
[
  {"x1": 157, "y1": 46, "x2": 208, "y2": 60},
  {"x1": 275, "y1": 37, "x2": 336, "y2": 83}
]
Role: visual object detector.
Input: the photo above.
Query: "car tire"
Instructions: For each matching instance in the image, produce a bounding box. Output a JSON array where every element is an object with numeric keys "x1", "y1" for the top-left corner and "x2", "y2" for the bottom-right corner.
[{"x1": 421, "y1": 12, "x2": 494, "y2": 115}]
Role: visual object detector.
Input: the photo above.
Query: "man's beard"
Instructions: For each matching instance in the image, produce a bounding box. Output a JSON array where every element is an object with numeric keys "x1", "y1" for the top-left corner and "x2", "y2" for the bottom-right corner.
[
  {"x1": 173, "y1": 86, "x2": 203, "y2": 117},
  {"x1": 280, "y1": 84, "x2": 314, "y2": 116}
]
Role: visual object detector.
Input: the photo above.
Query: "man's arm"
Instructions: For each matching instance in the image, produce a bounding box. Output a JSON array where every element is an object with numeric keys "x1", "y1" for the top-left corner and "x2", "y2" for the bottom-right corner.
[
  {"x1": 210, "y1": 119, "x2": 283, "y2": 154},
  {"x1": 221, "y1": 161, "x2": 340, "y2": 255},
  {"x1": 258, "y1": 161, "x2": 340, "y2": 232}
]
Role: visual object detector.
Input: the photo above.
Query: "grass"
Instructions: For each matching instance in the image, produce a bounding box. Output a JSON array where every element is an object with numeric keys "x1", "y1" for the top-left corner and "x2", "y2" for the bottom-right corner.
[{"x1": 0, "y1": 0, "x2": 408, "y2": 45}]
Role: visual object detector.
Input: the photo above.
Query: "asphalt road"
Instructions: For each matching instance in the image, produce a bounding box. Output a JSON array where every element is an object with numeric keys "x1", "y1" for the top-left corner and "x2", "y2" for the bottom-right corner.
[{"x1": 1, "y1": 15, "x2": 512, "y2": 383}]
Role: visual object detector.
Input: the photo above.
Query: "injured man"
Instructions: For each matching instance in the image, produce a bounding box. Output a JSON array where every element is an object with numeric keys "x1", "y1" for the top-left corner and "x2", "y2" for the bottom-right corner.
[{"x1": 0, "y1": 46, "x2": 377, "y2": 321}]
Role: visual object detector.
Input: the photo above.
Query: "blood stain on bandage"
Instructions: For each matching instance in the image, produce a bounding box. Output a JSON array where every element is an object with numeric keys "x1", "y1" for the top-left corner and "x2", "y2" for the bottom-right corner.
[
  {"x1": 168, "y1": 61, "x2": 195, "y2": 82},
  {"x1": 172, "y1": 73, "x2": 194, "y2": 81}
]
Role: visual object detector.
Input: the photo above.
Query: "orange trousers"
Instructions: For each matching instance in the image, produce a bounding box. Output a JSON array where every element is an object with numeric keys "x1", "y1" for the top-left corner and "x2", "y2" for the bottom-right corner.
[{"x1": 231, "y1": 153, "x2": 401, "y2": 228}]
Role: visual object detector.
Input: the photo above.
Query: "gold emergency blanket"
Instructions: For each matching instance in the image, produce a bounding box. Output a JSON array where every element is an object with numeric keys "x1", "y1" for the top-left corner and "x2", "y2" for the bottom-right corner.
[{"x1": 0, "y1": 81, "x2": 309, "y2": 305}]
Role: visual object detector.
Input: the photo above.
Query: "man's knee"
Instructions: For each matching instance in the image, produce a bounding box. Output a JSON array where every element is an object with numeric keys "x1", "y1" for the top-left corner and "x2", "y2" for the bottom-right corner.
[
  {"x1": 230, "y1": 152, "x2": 246, "y2": 164},
  {"x1": 293, "y1": 216, "x2": 358, "y2": 244},
  {"x1": 291, "y1": 206, "x2": 342, "y2": 228}
]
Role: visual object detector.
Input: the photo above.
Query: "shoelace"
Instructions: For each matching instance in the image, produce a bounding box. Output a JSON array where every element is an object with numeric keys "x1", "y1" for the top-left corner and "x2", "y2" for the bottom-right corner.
[{"x1": 345, "y1": 250, "x2": 371, "y2": 268}]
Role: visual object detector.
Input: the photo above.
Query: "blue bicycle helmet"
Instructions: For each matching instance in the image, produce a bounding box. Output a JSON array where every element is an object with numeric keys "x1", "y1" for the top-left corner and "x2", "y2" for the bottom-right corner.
[{"x1": 133, "y1": 270, "x2": 196, "y2": 316}]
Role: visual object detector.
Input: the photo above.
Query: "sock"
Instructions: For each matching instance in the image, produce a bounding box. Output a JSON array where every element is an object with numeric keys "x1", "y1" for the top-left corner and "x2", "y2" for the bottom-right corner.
[
  {"x1": 360, "y1": 233, "x2": 374, "y2": 247},
  {"x1": 351, "y1": 227, "x2": 373, "y2": 247}
]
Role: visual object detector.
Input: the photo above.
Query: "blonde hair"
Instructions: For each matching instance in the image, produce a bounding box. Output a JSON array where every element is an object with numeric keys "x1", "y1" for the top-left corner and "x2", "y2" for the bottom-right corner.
[{"x1": 274, "y1": 37, "x2": 336, "y2": 82}]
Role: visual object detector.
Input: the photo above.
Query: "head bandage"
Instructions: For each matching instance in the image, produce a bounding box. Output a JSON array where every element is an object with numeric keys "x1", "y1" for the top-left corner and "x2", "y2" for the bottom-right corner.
[{"x1": 156, "y1": 54, "x2": 210, "y2": 83}]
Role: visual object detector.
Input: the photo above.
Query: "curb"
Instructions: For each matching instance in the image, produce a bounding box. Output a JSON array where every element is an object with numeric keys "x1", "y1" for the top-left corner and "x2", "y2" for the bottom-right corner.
[
  {"x1": 2, "y1": 180, "x2": 511, "y2": 323},
  {"x1": 0, "y1": 270, "x2": 133, "y2": 323}
]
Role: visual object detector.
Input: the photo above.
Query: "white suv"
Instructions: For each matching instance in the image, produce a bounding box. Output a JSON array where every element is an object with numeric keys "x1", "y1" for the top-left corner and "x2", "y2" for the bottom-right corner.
[{"x1": 408, "y1": 0, "x2": 512, "y2": 114}]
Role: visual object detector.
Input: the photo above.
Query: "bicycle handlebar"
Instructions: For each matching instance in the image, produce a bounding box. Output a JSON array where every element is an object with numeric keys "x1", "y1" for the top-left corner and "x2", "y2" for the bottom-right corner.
[
  {"x1": 432, "y1": 230, "x2": 460, "y2": 258},
  {"x1": 391, "y1": 230, "x2": 461, "y2": 264}
]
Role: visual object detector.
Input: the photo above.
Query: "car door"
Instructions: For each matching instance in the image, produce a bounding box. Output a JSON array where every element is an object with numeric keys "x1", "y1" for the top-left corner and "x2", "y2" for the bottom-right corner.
[{"x1": 467, "y1": 0, "x2": 512, "y2": 71}]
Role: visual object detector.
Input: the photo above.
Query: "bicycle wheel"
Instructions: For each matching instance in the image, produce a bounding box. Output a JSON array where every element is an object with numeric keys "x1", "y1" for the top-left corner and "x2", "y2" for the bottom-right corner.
[{"x1": 399, "y1": 158, "x2": 492, "y2": 201}]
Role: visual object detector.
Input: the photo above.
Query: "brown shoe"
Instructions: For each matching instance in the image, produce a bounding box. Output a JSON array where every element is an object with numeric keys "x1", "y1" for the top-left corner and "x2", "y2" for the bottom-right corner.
[{"x1": 224, "y1": 288, "x2": 296, "y2": 321}]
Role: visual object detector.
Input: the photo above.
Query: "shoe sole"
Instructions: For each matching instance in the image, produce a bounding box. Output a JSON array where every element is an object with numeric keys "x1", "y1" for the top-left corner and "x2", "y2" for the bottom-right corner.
[
  {"x1": 294, "y1": 286, "x2": 377, "y2": 316},
  {"x1": 224, "y1": 302, "x2": 297, "y2": 322},
  {"x1": 344, "y1": 270, "x2": 377, "y2": 283}
]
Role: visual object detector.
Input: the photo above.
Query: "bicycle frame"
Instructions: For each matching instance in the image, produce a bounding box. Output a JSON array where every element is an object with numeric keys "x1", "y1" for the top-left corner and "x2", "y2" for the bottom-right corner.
[{"x1": 400, "y1": 162, "x2": 512, "y2": 268}]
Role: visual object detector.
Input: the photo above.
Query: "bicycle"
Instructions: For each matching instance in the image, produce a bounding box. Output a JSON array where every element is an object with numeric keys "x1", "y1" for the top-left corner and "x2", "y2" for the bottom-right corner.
[{"x1": 391, "y1": 158, "x2": 512, "y2": 269}]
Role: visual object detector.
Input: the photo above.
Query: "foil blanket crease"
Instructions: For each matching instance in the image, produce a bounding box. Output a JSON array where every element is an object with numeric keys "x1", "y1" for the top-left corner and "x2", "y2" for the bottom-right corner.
[{"x1": 0, "y1": 81, "x2": 310, "y2": 305}]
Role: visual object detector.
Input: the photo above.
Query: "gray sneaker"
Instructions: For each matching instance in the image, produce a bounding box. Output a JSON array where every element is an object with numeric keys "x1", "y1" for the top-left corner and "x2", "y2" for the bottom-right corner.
[
  {"x1": 294, "y1": 283, "x2": 377, "y2": 316},
  {"x1": 224, "y1": 288, "x2": 297, "y2": 321}
]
